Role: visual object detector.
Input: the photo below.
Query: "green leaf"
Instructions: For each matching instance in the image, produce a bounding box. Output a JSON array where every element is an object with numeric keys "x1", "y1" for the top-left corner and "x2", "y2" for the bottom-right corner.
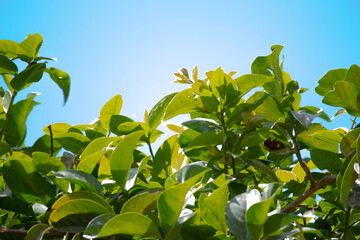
[
  {"x1": 247, "y1": 91, "x2": 284, "y2": 122},
  {"x1": 0, "y1": 39, "x2": 20, "y2": 58},
  {"x1": 148, "y1": 92, "x2": 177, "y2": 130},
  {"x1": 0, "y1": 142, "x2": 11, "y2": 156},
  {"x1": 110, "y1": 131, "x2": 144, "y2": 189},
  {"x1": 100, "y1": 94, "x2": 123, "y2": 118},
  {"x1": 4, "y1": 94, "x2": 39, "y2": 147},
  {"x1": 263, "y1": 214, "x2": 301, "y2": 236},
  {"x1": 315, "y1": 68, "x2": 347, "y2": 96},
  {"x1": 246, "y1": 159, "x2": 278, "y2": 181},
  {"x1": 52, "y1": 170, "x2": 103, "y2": 194},
  {"x1": 49, "y1": 199, "x2": 112, "y2": 233},
  {"x1": 51, "y1": 191, "x2": 113, "y2": 213},
  {"x1": 45, "y1": 67, "x2": 71, "y2": 104},
  {"x1": 83, "y1": 213, "x2": 116, "y2": 239},
  {"x1": 25, "y1": 223, "x2": 50, "y2": 240},
  {"x1": 78, "y1": 150, "x2": 105, "y2": 175},
  {"x1": 0, "y1": 55, "x2": 18, "y2": 75},
  {"x1": 233, "y1": 74, "x2": 274, "y2": 95},
  {"x1": 310, "y1": 149, "x2": 342, "y2": 174},
  {"x1": 158, "y1": 173, "x2": 203, "y2": 235},
  {"x1": 54, "y1": 132, "x2": 91, "y2": 154},
  {"x1": 209, "y1": 67, "x2": 230, "y2": 99},
  {"x1": 340, "y1": 128, "x2": 360, "y2": 157},
  {"x1": 186, "y1": 132, "x2": 225, "y2": 152},
  {"x1": 18, "y1": 33, "x2": 43, "y2": 62},
  {"x1": 299, "y1": 106, "x2": 331, "y2": 122},
  {"x1": 121, "y1": 188, "x2": 163, "y2": 214},
  {"x1": 89, "y1": 212, "x2": 161, "y2": 239},
  {"x1": 246, "y1": 187, "x2": 280, "y2": 239},
  {"x1": 345, "y1": 64, "x2": 360, "y2": 89},
  {"x1": 81, "y1": 137, "x2": 118, "y2": 159},
  {"x1": 182, "y1": 119, "x2": 221, "y2": 133},
  {"x1": 3, "y1": 152, "x2": 56, "y2": 203},
  {"x1": 176, "y1": 161, "x2": 207, "y2": 183},
  {"x1": 225, "y1": 189, "x2": 261, "y2": 240},
  {"x1": 347, "y1": 180, "x2": 360, "y2": 212},
  {"x1": 199, "y1": 180, "x2": 230, "y2": 233},
  {"x1": 291, "y1": 110, "x2": 321, "y2": 130},
  {"x1": 125, "y1": 155, "x2": 151, "y2": 190},
  {"x1": 164, "y1": 88, "x2": 197, "y2": 120},
  {"x1": 32, "y1": 151, "x2": 67, "y2": 175},
  {"x1": 340, "y1": 153, "x2": 359, "y2": 206},
  {"x1": 11, "y1": 63, "x2": 46, "y2": 91}
]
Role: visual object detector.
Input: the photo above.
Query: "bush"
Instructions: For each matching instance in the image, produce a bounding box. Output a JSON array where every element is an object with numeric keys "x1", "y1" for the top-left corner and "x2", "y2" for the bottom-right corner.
[{"x1": 1, "y1": 34, "x2": 360, "y2": 239}]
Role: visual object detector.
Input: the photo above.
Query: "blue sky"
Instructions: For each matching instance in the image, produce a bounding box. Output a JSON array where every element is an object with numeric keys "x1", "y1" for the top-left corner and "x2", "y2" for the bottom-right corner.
[{"x1": 1, "y1": 1, "x2": 360, "y2": 146}]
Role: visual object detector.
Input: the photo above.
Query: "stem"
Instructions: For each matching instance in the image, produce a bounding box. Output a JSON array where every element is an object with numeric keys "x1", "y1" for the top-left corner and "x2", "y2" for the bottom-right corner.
[
  {"x1": 288, "y1": 130, "x2": 316, "y2": 187},
  {"x1": 0, "y1": 91, "x2": 17, "y2": 141},
  {"x1": 343, "y1": 207, "x2": 351, "y2": 240},
  {"x1": 351, "y1": 116, "x2": 358, "y2": 130},
  {"x1": 281, "y1": 174, "x2": 337, "y2": 213},
  {"x1": 48, "y1": 125, "x2": 54, "y2": 157},
  {"x1": 219, "y1": 112, "x2": 232, "y2": 173},
  {"x1": 0, "y1": 227, "x2": 62, "y2": 238},
  {"x1": 108, "y1": 191, "x2": 124, "y2": 205},
  {"x1": 147, "y1": 140, "x2": 155, "y2": 160}
]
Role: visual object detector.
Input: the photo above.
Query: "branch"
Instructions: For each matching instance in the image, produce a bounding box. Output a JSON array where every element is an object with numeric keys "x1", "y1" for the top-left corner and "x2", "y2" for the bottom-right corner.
[
  {"x1": 0, "y1": 227, "x2": 62, "y2": 238},
  {"x1": 108, "y1": 191, "x2": 125, "y2": 205},
  {"x1": 48, "y1": 125, "x2": 54, "y2": 157},
  {"x1": 281, "y1": 174, "x2": 337, "y2": 214},
  {"x1": 288, "y1": 130, "x2": 316, "y2": 187}
]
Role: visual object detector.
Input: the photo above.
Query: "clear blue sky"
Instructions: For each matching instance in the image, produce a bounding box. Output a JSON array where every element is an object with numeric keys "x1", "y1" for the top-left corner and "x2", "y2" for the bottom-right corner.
[{"x1": 1, "y1": 1, "x2": 360, "y2": 146}]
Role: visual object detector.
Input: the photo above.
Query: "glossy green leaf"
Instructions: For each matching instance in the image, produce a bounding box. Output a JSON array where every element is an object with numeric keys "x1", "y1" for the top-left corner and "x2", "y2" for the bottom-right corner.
[
  {"x1": 176, "y1": 161, "x2": 207, "y2": 183},
  {"x1": 125, "y1": 155, "x2": 151, "y2": 190},
  {"x1": 32, "y1": 151, "x2": 67, "y2": 175},
  {"x1": 49, "y1": 199, "x2": 111, "y2": 233},
  {"x1": 121, "y1": 188, "x2": 163, "y2": 214},
  {"x1": 3, "y1": 152, "x2": 56, "y2": 203},
  {"x1": 340, "y1": 152, "x2": 359, "y2": 206},
  {"x1": 246, "y1": 187, "x2": 280, "y2": 239},
  {"x1": 100, "y1": 114, "x2": 133, "y2": 133},
  {"x1": 186, "y1": 132, "x2": 225, "y2": 152},
  {"x1": 110, "y1": 131, "x2": 144, "y2": 189},
  {"x1": 45, "y1": 67, "x2": 71, "y2": 104},
  {"x1": 299, "y1": 106, "x2": 331, "y2": 122},
  {"x1": 164, "y1": 88, "x2": 197, "y2": 120},
  {"x1": 200, "y1": 180, "x2": 230, "y2": 233},
  {"x1": 340, "y1": 128, "x2": 360, "y2": 157},
  {"x1": 52, "y1": 170, "x2": 103, "y2": 194},
  {"x1": 91, "y1": 212, "x2": 161, "y2": 239},
  {"x1": 310, "y1": 149, "x2": 342, "y2": 174},
  {"x1": 4, "y1": 94, "x2": 39, "y2": 146},
  {"x1": 148, "y1": 92, "x2": 177, "y2": 130},
  {"x1": 25, "y1": 223, "x2": 50, "y2": 240},
  {"x1": 291, "y1": 110, "x2": 321, "y2": 130},
  {"x1": 347, "y1": 180, "x2": 360, "y2": 212},
  {"x1": 11, "y1": 63, "x2": 46, "y2": 91},
  {"x1": 263, "y1": 214, "x2": 301, "y2": 236},
  {"x1": 100, "y1": 94, "x2": 123, "y2": 118},
  {"x1": 51, "y1": 191, "x2": 112, "y2": 213},
  {"x1": 83, "y1": 213, "x2": 116, "y2": 239},
  {"x1": 158, "y1": 173, "x2": 203, "y2": 234},
  {"x1": 81, "y1": 137, "x2": 117, "y2": 159},
  {"x1": 0, "y1": 55, "x2": 18, "y2": 74},
  {"x1": 233, "y1": 74, "x2": 274, "y2": 95},
  {"x1": 247, "y1": 159, "x2": 278, "y2": 181},
  {"x1": 315, "y1": 68, "x2": 347, "y2": 96},
  {"x1": 0, "y1": 142, "x2": 11, "y2": 156},
  {"x1": 77, "y1": 150, "x2": 105, "y2": 174},
  {"x1": 182, "y1": 119, "x2": 221, "y2": 133},
  {"x1": 225, "y1": 189, "x2": 261, "y2": 240},
  {"x1": 54, "y1": 132, "x2": 91, "y2": 154},
  {"x1": 209, "y1": 67, "x2": 231, "y2": 99},
  {"x1": 18, "y1": 33, "x2": 43, "y2": 62}
]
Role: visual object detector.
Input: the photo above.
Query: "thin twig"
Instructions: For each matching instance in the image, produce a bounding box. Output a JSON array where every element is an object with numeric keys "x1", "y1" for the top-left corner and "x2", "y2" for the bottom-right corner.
[
  {"x1": 288, "y1": 130, "x2": 316, "y2": 187},
  {"x1": 281, "y1": 174, "x2": 337, "y2": 213},
  {"x1": 0, "y1": 227, "x2": 62, "y2": 238},
  {"x1": 108, "y1": 191, "x2": 124, "y2": 205},
  {"x1": 48, "y1": 125, "x2": 54, "y2": 157},
  {"x1": 147, "y1": 140, "x2": 155, "y2": 160},
  {"x1": 351, "y1": 116, "x2": 358, "y2": 130}
]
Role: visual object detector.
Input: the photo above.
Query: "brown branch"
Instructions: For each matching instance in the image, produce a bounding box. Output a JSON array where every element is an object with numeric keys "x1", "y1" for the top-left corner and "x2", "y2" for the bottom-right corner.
[
  {"x1": 281, "y1": 174, "x2": 337, "y2": 214},
  {"x1": 288, "y1": 130, "x2": 316, "y2": 187},
  {"x1": 48, "y1": 125, "x2": 54, "y2": 157},
  {"x1": 0, "y1": 227, "x2": 63, "y2": 238},
  {"x1": 108, "y1": 191, "x2": 125, "y2": 205}
]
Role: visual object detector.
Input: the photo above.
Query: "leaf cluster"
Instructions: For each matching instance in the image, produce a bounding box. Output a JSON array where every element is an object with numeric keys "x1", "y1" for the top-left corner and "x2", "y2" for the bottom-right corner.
[{"x1": 1, "y1": 35, "x2": 360, "y2": 240}]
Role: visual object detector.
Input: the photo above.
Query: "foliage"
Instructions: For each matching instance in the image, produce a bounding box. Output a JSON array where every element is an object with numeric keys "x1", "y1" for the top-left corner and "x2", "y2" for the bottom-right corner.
[{"x1": 0, "y1": 34, "x2": 360, "y2": 239}]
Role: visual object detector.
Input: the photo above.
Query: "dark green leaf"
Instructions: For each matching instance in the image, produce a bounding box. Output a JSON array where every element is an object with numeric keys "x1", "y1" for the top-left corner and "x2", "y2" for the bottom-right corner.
[
  {"x1": 32, "y1": 151, "x2": 67, "y2": 175},
  {"x1": 11, "y1": 63, "x2": 46, "y2": 91},
  {"x1": 45, "y1": 67, "x2": 71, "y2": 104},
  {"x1": 310, "y1": 149, "x2": 342, "y2": 174},
  {"x1": 340, "y1": 153, "x2": 359, "y2": 206},
  {"x1": 186, "y1": 132, "x2": 225, "y2": 152},
  {"x1": 348, "y1": 180, "x2": 360, "y2": 212},
  {"x1": 182, "y1": 119, "x2": 221, "y2": 133},
  {"x1": 3, "y1": 152, "x2": 56, "y2": 203},
  {"x1": 54, "y1": 132, "x2": 91, "y2": 154},
  {"x1": 176, "y1": 161, "x2": 207, "y2": 183},
  {"x1": 52, "y1": 170, "x2": 103, "y2": 194},
  {"x1": 263, "y1": 214, "x2": 301, "y2": 236},
  {"x1": 0, "y1": 55, "x2": 18, "y2": 75},
  {"x1": 83, "y1": 213, "x2": 116, "y2": 239}
]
